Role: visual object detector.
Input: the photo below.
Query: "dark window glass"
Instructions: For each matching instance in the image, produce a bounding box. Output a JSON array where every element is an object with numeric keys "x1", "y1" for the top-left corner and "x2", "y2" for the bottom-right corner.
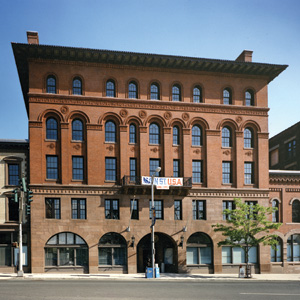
[
  {"x1": 149, "y1": 123, "x2": 160, "y2": 144},
  {"x1": 172, "y1": 85, "x2": 181, "y2": 101},
  {"x1": 72, "y1": 199, "x2": 86, "y2": 219},
  {"x1": 223, "y1": 88, "x2": 231, "y2": 105},
  {"x1": 8, "y1": 164, "x2": 19, "y2": 185},
  {"x1": 193, "y1": 86, "x2": 202, "y2": 103},
  {"x1": 192, "y1": 160, "x2": 202, "y2": 183},
  {"x1": 149, "y1": 200, "x2": 163, "y2": 219},
  {"x1": 106, "y1": 80, "x2": 115, "y2": 97},
  {"x1": 105, "y1": 121, "x2": 116, "y2": 142},
  {"x1": 286, "y1": 140, "x2": 296, "y2": 160},
  {"x1": 222, "y1": 201, "x2": 235, "y2": 220},
  {"x1": 46, "y1": 118, "x2": 58, "y2": 140},
  {"x1": 46, "y1": 156, "x2": 58, "y2": 180},
  {"x1": 292, "y1": 200, "x2": 300, "y2": 223},
  {"x1": 130, "y1": 158, "x2": 137, "y2": 181},
  {"x1": 8, "y1": 197, "x2": 19, "y2": 221},
  {"x1": 244, "y1": 128, "x2": 253, "y2": 148},
  {"x1": 105, "y1": 157, "x2": 117, "y2": 181},
  {"x1": 245, "y1": 201, "x2": 258, "y2": 220},
  {"x1": 150, "y1": 83, "x2": 159, "y2": 100},
  {"x1": 173, "y1": 126, "x2": 179, "y2": 145},
  {"x1": 73, "y1": 78, "x2": 82, "y2": 95},
  {"x1": 45, "y1": 198, "x2": 61, "y2": 219},
  {"x1": 174, "y1": 200, "x2": 182, "y2": 220},
  {"x1": 72, "y1": 119, "x2": 83, "y2": 141},
  {"x1": 193, "y1": 200, "x2": 206, "y2": 220},
  {"x1": 272, "y1": 200, "x2": 279, "y2": 223},
  {"x1": 173, "y1": 159, "x2": 180, "y2": 177},
  {"x1": 192, "y1": 125, "x2": 202, "y2": 146},
  {"x1": 149, "y1": 159, "x2": 160, "y2": 176},
  {"x1": 129, "y1": 124, "x2": 136, "y2": 144},
  {"x1": 287, "y1": 235, "x2": 300, "y2": 262},
  {"x1": 244, "y1": 162, "x2": 254, "y2": 184},
  {"x1": 222, "y1": 127, "x2": 231, "y2": 147},
  {"x1": 105, "y1": 199, "x2": 119, "y2": 219},
  {"x1": 222, "y1": 161, "x2": 232, "y2": 184},
  {"x1": 245, "y1": 90, "x2": 254, "y2": 106},
  {"x1": 128, "y1": 82, "x2": 137, "y2": 99},
  {"x1": 46, "y1": 76, "x2": 56, "y2": 94},
  {"x1": 130, "y1": 199, "x2": 139, "y2": 220},
  {"x1": 72, "y1": 156, "x2": 84, "y2": 180}
]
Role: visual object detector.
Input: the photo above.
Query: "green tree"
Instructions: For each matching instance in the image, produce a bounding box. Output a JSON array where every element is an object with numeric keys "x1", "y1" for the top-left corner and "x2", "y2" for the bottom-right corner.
[{"x1": 212, "y1": 198, "x2": 281, "y2": 277}]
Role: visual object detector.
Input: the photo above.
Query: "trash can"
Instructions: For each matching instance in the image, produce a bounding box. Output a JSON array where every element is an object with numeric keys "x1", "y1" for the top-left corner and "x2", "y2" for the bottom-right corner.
[{"x1": 146, "y1": 267, "x2": 154, "y2": 278}]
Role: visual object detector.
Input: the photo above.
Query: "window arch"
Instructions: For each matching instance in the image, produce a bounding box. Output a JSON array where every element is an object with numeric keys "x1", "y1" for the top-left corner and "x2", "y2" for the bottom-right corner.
[
  {"x1": 272, "y1": 199, "x2": 279, "y2": 222},
  {"x1": 287, "y1": 234, "x2": 300, "y2": 261},
  {"x1": 222, "y1": 126, "x2": 232, "y2": 147},
  {"x1": 223, "y1": 88, "x2": 232, "y2": 105},
  {"x1": 46, "y1": 117, "x2": 58, "y2": 140},
  {"x1": 271, "y1": 237, "x2": 282, "y2": 262},
  {"x1": 244, "y1": 128, "x2": 253, "y2": 148},
  {"x1": 46, "y1": 75, "x2": 56, "y2": 94},
  {"x1": 149, "y1": 123, "x2": 160, "y2": 144},
  {"x1": 128, "y1": 81, "x2": 138, "y2": 99},
  {"x1": 105, "y1": 120, "x2": 116, "y2": 142},
  {"x1": 98, "y1": 232, "x2": 127, "y2": 267},
  {"x1": 106, "y1": 80, "x2": 116, "y2": 97},
  {"x1": 245, "y1": 89, "x2": 254, "y2": 106},
  {"x1": 73, "y1": 77, "x2": 82, "y2": 95},
  {"x1": 172, "y1": 84, "x2": 181, "y2": 102},
  {"x1": 186, "y1": 232, "x2": 212, "y2": 265},
  {"x1": 72, "y1": 119, "x2": 84, "y2": 141},
  {"x1": 45, "y1": 232, "x2": 88, "y2": 268},
  {"x1": 292, "y1": 199, "x2": 300, "y2": 223},
  {"x1": 129, "y1": 124, "x2": 137, "y2": 144},
  {"x1": 150, "y1": 83, "x2": 160, "y2": 100},
  {"x1": 192, "y1": 125, "x2": 202, "y2": 146},
  {"x1": 173, "y1": 126, "x2": 180, "y2": 145},
  {"x1": 193, "y1": 86, "x2": 202, "y2": 103}
]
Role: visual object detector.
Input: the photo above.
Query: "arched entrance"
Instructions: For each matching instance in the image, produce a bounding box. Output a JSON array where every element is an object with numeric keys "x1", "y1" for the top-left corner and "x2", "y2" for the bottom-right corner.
[{"x1": 137, "y1": 232, "x2": 177, "y2": 273}]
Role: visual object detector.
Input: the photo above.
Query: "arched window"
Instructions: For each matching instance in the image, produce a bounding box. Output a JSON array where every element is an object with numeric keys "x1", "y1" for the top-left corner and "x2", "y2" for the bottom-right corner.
[
  {"x1": 73, "y1": 77, "x2": 82, "y2": 95},
  {"x1": 186, "y1": 232, "x2": 212, "y2": 265},
  {"x1": 46, "y1": 117, "x2": 58, "y2": 140},
  {"x1": 223, "y1": 88, "x2": 232, "y2": 105},
  {"x1": 129, "y1": 124, "x2": 137, "y2": 144},
  {"x1": 46, "y1": 75, "x2": 56, "y2": 94},
  {"x1": 222, "y1": 126, "x2": 231, "y2": 147},
  {"x1": 244, "y1": 128, "x2": 253, "y2": 148},
  {"x1": 45, "y1": 232, "x2": 88, "y2": 268},
  {"x1": 292, "y1": 199, "x2": 300, "y2": 223},
  {"x1": 173, "y1": 126, "x2": 179, "y2": 145},
  {"x1": 150, "y1": 83, "x2": 160, "y2": 100},
  {"x1": 245, "y1": 90, "x2": 254, "y2": 106},
  {"x1": 72, "y1": 119, "x2": 83, "y2": 141},
  {"x1": 106, "y1": 80, "x2": 116, "y2": 97},
  {"x1": 172, "y1": 84, "x2": 181, "y2": 101},
  {"x1": 128, "y1": 81, "x2": 138, "y2": 99},
  {"x1": 149, "y1": 123, "x2": 160, "y2": 144},
  {"x1": 287, "y1": 234, "x2": 300, "y2": 261},
  {"x1": 193, "y1": 86, "x2": 202, "y2": 103},
  {"x1": 105, "y1": 121, "x2": 116, "y2": 142},
  {"x1": 271, "y1": 237, "x2": 282, "y2": 262},
  {"x1": 192, "y1": 125, "x2": 202, "y2": 146},
  {"x1": 272, "y1": 199, "x2": 279, "y2": 222},
  {"x1": 98, "y1": 233, "x2": 127, "y2": 266}
]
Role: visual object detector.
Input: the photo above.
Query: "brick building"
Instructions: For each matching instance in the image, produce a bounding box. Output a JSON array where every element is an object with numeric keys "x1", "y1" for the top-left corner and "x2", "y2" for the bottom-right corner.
[{"x1": 12, "y1": 31, "x2": 292, "y2": 274}]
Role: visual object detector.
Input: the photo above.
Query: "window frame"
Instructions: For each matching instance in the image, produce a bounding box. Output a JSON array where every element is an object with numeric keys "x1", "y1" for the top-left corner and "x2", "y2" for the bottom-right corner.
[
  {"x1": 244, "y1": 128, "x2": 253, "y2": 148},
  {"x1": 222, "y1": 161, "x2": 232, "y2": 184},
  {"x1": 244, "y1": 162, "x2": 254, "y2": 185},
  {"x1": 73, "y1": 77, "x2": 82, "y2": 95},
  {"x1": 174, "y1": 200, "x2": 182, "y2": 220},
  {"x1": 222, "y1": 127, "x2": 232, "y2": 147},
  {"x1": 222, "y1": 200, "x2": 235, "y2": 220},
  {"x1": 149, "y1": 200, "x2": 163, "y2": 220},
  {"x1": 45, "y1": 198, "x2": 61, "y2": 219},
  {"x1": 150, "y1": 83, "x2": 160, "y2": 100},
  {"x1": 106, "y1": 80, "x2": 116, "y2": 97},
  {"x1": 173, "y1": 126, "x2": 180, "y2": 145},
  {"x1": 287, "y1": 234, "x2": 300, "y2": 262},
  {"x1": 46, "y1": 75, "x2": 56, "y2": 94},
  {"x1": 149, "y1": 159, "x2": 160, "y2": 177},
  {"x1": 130, "y1": 199, "x2": 139, "y2": 220},
  {"x1": 192, "y1": 200, "x2": 206, "y2": 220},
  {"x1": 130, "y1": 158, "x2": 137, "y2": 182},
  {"x1": 128, "y1": 81, "x2": 138, "y2": 99},
  {"x1": 71, "y1": 199, "x2": 86, "y2": 220},
  {"x1": 192, "y1": 160, "x2": 202, "y2": 184},
  {"x1": 149, "y1": 123, "x2": 160, "y2": 145},
  {"x1": 193, "y1": 86, "x2": 202, "y2": 103},
  {"x1": 105, "y1": 120, "x2": 117, "y2": 143},
  {"x1": 129, "y1": 124, "x2": 137, "y2": 144},
  {"x1": 245, "y1": 89, "x2": 254, "y2": 106},
  {"x1": 46, "y1": 155, "x2": 59, "y2": 180},
  {"x1": 292, "y1": 199, "x2": 300, "y2": 223},
  {"x1": 105, "y1": 199, "x2": 120, "y2": 220},
  {"x1": 223, "y1": 88, "x2": 232, "y2": 105},
  {"x1": 192, "y1": 125, "x2": 202, "y2": 146},
  {"x1": 46, "y1": 117, "x2": 58, "y2": 140},
  {"x1": 105, "y1": 157, "x2": 117, "y2": 181},
  {"x1": 72, "y1": 156, "x2": 84, "y2": 181},
  {"x1": 172, "y1": 84, "x2": 181, "y2": 102},
  {"x1": 173, "y1": 159, "x2": 180, "y2": 178},
  {"x1": 72, "y1": 119, "x2": 84, "y2": 141},
  {"x1": 272, "y1": 200, "x2": 280, "y2": 223}
]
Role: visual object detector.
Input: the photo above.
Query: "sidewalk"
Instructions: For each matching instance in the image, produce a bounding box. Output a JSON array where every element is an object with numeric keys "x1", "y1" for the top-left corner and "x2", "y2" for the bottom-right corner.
[{"x1": 0, "y1": 272, "x2": 299, "y2": 281}]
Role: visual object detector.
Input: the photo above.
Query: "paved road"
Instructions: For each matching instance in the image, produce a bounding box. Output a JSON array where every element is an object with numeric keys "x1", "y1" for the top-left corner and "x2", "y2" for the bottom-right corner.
[{"x1": 0, "y1": 280, "x2": 300, "y2": 300}]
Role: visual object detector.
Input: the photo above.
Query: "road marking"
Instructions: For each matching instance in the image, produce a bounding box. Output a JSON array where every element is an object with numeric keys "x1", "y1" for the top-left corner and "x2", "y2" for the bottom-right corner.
[{"x1": 241, "y1": 293, "x2": 300, "y2": 296}]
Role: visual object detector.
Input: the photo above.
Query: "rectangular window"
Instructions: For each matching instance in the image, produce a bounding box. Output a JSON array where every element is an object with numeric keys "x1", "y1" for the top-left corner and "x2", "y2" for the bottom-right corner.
[
  {"x1": 222, "y1": 246, "x2": 257, "y2": 264},
  {"x1": 192, "y1": 160, "x2": 202, "y2": 183},
  {"x1": 130, "y1": 158, "x2": 137, "y2": 182},
  {"x1": 246, "y1": 201, "x2": 257, "y2": 220},
  {"x1": 45, "y1": 198, "x2": 61, "y2": 219},
  {"x1": 8, "y1": 164, "x2": 19, "y2": 186},
  {"x1": 71, "y1": 199, "x2": 86, "y2": 219},
  {"x1": 173, "y1": 160, "x2": 180, "y2": 177},
  {"x1": 286, "y1": 140, "x2": 296, "y2": 160},
  {"x1": 130, "y1": 199, "x2": 139, "y2": 220},
  {"x1": 244, "y1": 162, "x2": 254, "y2": 184},
  {"x1": 72, "y1": 156, "x2": 84, "y2": 180},
  {"x1": 192, "y1": 200, "x2": 206, "y2": 220},
  {"x1": 222, "y1": 201, "x2": 235, "y2": 220},
  {"x1": 149, "y1": 159, "x2": 160, "y2": 176},
  {"x1": 174, "y1": 200, "x2": 182, "y2": 220},
  {"x1": 149, "y1": 200, "x2": 163, "y2": 220},
  {"x1": 8, "y1": 197, "x2": 19, "y2": 221},
  {"x1": 105, "y1": 199, "x2": 119, "y2": 219},
  {"x1": 222, "y1": 161, "x2": 232, "y2": 184},
  {"x1": 46, "y1": 155, "x2": 58, "y2": 180},
  {"x1": 105, "y1": 157, "x2": 117, "y2": 181}
]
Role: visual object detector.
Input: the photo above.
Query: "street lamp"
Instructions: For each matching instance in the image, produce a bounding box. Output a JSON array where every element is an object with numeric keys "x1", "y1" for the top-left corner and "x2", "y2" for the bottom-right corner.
[{"x1": 151, "y1": 166, "x2": 161, "y2": 278}]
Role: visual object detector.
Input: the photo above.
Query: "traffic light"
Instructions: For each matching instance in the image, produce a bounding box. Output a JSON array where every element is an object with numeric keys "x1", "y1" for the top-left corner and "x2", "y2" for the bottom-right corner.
[
  {"x1": 21, "y1": 177, "x2": 27, "y2": 193},
  {"x1": 27, "y1": 190, "x2": 33, "y2": 203},
  {"x1": 14, "y1": 189, "x2": 19, "y2": 203},
  {"x1": 26, "y1": 204, "x2": 31, "y2": 215}
]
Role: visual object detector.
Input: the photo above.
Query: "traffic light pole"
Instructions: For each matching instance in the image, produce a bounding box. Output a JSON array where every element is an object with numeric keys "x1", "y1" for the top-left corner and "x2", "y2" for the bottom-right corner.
[{"x1": 17, "y1": 190, "x2": 24, "y2": 277}]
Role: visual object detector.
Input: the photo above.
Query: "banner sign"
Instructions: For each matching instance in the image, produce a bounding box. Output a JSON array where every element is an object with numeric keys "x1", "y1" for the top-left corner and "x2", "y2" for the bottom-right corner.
[{"x1": 142, "y1": 177, "x2": 183, "y2": 189}]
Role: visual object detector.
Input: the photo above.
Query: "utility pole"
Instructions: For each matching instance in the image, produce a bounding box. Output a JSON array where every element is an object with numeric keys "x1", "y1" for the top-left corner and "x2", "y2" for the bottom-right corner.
[{"x1": 17, "y1": 189, "x2": 24, "y2": 277}]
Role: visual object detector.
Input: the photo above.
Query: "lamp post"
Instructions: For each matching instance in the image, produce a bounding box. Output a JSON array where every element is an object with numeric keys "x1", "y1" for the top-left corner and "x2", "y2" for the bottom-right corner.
[{"x1": 151, "y1": 166, "x2": 161, "y2": 278}]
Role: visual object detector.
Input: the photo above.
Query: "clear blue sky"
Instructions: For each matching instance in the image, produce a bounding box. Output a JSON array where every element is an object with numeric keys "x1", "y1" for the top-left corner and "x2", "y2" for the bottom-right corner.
[{"x1": 1, "y1": 0, "x2": 299, "y2": 139}]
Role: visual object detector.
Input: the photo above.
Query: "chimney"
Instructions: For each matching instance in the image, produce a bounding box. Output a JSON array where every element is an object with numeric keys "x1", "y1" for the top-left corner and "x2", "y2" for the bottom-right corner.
[
  {"x1": 27, "y1": 31, "x2": 39, "y2": 45},
  {"x1": 235, "y1": 50, "x2": 253, "y2": 62}
]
